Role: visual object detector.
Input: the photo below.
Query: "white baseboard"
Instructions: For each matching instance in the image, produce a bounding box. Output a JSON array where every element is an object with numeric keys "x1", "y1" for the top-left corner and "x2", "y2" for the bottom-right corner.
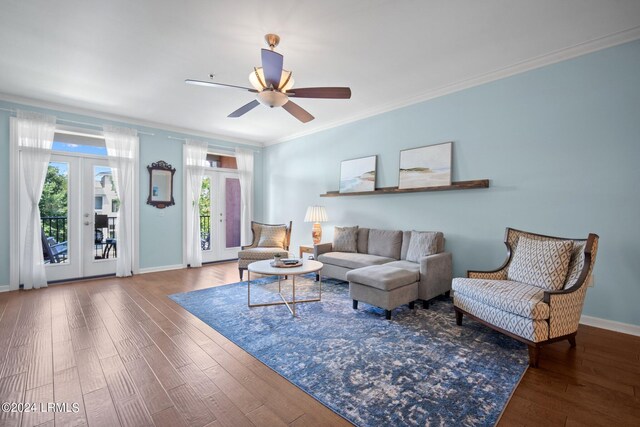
[
  {"x1": 0, "y1": 284, "x2": 10, "y2": 293},
  {"x1": 138, "y1": 264, "x2": 186, "y2": 275},
  {"x1": 580, "y1": 315, "x2": 640, "y2": 337}
]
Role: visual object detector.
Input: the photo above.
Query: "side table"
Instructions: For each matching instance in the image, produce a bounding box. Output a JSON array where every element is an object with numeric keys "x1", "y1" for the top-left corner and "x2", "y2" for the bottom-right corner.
[{"x1": 299, "y1": 244, "x2": 314, "y2": 259}]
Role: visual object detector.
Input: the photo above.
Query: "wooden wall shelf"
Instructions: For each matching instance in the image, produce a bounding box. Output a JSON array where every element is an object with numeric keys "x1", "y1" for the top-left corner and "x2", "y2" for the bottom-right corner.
[{"x1": 320, "y1": 179, "x2": 489, "y2": 197}]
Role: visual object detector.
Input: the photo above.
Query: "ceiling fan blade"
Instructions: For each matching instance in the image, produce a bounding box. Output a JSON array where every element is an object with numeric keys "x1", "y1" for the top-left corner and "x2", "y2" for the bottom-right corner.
[
  {"x1": 261, "y1": 49, "x2": 283, "y2": 88},
  {"x1": 228, "y1": 100, "x2": 260, "y2": 118},
  {"x1": 282, "y1": 100, "x2": 314, "y2": 123},
  {"x1": 185, "y1": 79, "x2": 257, "y2": 92},
  {"x1": 287, "y1": 87, "x2": 351, "y2": 99}
]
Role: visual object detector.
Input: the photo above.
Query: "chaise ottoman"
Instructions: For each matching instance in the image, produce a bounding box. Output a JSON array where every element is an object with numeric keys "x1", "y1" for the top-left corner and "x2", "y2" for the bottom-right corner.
[{"x1": 347, "y1": 265, "x2": 419, "y2": 320}]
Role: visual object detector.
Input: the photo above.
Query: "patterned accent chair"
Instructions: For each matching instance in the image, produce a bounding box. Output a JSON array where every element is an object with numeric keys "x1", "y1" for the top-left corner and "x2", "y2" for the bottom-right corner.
[
  {"x1": 237, "y1": 221, "x2": 292, "y2": 280},
  {"x1": 452, "y1": 228, "x2": 598, "y2": 367}
]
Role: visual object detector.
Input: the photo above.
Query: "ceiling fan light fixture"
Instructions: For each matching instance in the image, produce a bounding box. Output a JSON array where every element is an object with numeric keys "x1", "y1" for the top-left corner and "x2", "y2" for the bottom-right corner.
[
  {"x1": 257, "y1": 89, "x2": 288, "y2": 108},
  {"x1": 248, "y1": 68, "x2": 294, "y2": 91}
]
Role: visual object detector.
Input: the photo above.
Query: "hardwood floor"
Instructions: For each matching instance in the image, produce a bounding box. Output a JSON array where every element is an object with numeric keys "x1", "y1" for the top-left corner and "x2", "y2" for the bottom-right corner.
[{"x1": 0, "y1": 262, "x2": 638, "y2": 426}]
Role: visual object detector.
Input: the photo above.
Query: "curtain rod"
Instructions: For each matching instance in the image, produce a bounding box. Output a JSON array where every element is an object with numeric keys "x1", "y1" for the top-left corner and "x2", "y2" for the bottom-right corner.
[
  {"x1": 167, "y1": 135, "x2": 261, "y2": 152},
  {"x1": 0, "y1": 107, "x2": 155, "y2": 136}
]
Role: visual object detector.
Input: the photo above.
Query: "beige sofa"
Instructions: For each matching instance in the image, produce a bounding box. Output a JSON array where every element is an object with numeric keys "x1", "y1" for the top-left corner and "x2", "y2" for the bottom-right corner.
[{"x1": 314, "y1": 227, "x2": 452, "y2": 306}]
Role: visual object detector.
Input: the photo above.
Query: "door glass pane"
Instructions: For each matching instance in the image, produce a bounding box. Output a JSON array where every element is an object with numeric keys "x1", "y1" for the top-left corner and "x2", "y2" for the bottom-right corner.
[
  {"x1": 225, "y1": 177, "x2": 241, "y2": 248},
  {"x1": 40, "y1": 162, "x2": 69, "y2": 264},
  {"x1": 200, "y1": 177, "x2": 211, "y2": 251},
  {"x1": 94, "y1": 166, "x2": 118, "y2": 260}
]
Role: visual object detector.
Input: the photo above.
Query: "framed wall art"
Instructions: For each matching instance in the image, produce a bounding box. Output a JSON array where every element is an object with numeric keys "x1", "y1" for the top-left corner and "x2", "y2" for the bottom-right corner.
[
  {"x1": 398, "y1": 142, "x2": 452, "y2": 189},
  {"x1": 339, "y1": 155, "x2": 377, "y2": 193}
]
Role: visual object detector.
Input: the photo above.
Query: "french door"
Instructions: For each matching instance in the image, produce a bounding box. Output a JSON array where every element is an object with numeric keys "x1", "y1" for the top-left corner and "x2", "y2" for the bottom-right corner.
[
  {"x1": 40, "y1": 154, "x2": 117, "y2": 281},
  {"x1": 200, "y1": 171, "x2": 242, "y2": 263}
]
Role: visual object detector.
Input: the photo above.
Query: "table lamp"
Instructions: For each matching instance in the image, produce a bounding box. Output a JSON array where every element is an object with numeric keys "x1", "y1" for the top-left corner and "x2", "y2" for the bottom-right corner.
[{"x1": 304, "y1": 206, "x2": 328, "y2": 244}]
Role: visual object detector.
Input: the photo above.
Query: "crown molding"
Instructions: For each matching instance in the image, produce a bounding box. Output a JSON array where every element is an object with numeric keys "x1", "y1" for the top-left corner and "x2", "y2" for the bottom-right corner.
[
  {"x1": 0, "y1": 93, "x2": 264, "y2": 148},
  {"x1": 264, "y1": 25, "x2": 640, "y2": 147}
]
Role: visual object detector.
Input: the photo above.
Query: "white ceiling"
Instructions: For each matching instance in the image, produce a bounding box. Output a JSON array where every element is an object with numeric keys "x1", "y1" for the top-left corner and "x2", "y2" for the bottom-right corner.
[{"x1": 1, "y1": 0, "x2": 640, "y2": 145}]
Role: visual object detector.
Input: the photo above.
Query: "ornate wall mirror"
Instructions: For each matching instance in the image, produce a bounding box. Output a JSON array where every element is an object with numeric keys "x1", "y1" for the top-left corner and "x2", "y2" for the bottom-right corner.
[{"x1": 147, "y1": 160, "x2": 176, "y2": 209}]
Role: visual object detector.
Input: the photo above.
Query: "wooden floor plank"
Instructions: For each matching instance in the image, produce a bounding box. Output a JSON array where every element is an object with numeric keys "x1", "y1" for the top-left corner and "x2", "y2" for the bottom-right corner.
[
  {"x1": 75, "y1": 348, "x2": 107, "y2": 395},
  {"x1": 201, "y1": 391, "x2": 254, "y2": 427},
  {"x1": 0, "y1": 372, "x2": 26, "y2": 427},
  {"x1": 166, "y1": 384, "x2": 216, "y2": 427},
  {"x1": 138, "y1": 344, "x2": 185, "y2": 391},
  {"x1": 53, "y1": 367, "x2": 88, "y2": 427},
  {"x1": 151, "y1": 406, "x2": 188, "y2": 427},
  {"x1": 21, "y1": 382, "x2": 54, "y2": 427},
  {"x1": 123, "y1": 357, "x2": 174, "y2": 415},
  {"x1": 202, "y1": 364, "x2": 262, "y2": 414},
  {"x1": 83, "y1": 387, "x2": 120, "y2": 427}
]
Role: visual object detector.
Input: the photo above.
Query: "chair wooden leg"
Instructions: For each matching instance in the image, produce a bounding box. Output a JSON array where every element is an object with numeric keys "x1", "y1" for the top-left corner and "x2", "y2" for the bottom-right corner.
[
  {"x1": 352, "y1": 300, "x2": 358, "y2": 309},
  {"x1": 455, "y1": 308, "x2": 463, "y2": 325},
  {"x1": 409, "y1": 301, "x2": 415, "y2": 309},
  {"x1": 528, "y1": 345, "x2": 540, "y2": 368},
  {"x1": 444, "y1": 290, "x2": 451, "y2": 298},
  {"x1": 239, "y1": 269, "x2": 243, "y2": 281},
  {"x1": 423, "y1": 300, "x2": 430, "y2": 309},
  {"x1": 385, "y1": 310, "x2": 392, "y2": 320},
  {"x1": 568, "y1": 333, "x2": 577, "y2": 348}
]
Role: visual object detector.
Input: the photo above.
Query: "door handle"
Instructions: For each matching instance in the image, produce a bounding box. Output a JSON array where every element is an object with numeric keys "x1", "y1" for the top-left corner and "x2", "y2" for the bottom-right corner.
[{"x1": 84, "y1": 221, "x2": 91, "y2": 226}]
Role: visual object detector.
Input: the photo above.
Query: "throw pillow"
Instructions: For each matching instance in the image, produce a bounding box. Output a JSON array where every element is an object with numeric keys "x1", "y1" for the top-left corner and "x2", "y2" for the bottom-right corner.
[
  {"x1": 507, "y1": 237, "x2": 574, "y2": 290},
  {"x1": 257, "y1": 225, "x2": 287, "y2": 248},
  {"x1": 333, "y1": 226, "x2": 358, "y2": 253},
  {"x1": 406, "y1": 231, "x2": 439, "y2": 262},
  {"x1": 368, "y1": 229, "x2": 403, "y2": 259}
]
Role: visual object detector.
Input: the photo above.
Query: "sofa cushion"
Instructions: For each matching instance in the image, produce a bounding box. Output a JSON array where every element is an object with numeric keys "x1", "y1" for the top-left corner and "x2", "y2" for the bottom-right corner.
[
  {"x1": 333, "y1": 226, "x2": 358, "y2": 253},
  {"x1": 368, "y1": 229, "x2": 402, "y2": 259},
  {"x1": 406, "y1": 231, "x2": 440, "y2": 262},
  {"x1": 400, "y1": 231, "x2": 412, "y2": 260},
  {"x1": 257, "y1": 225, "x2": 286, "y2": 248},
  {"x1": 507, "y1": 237, "x2": 573, "y2": 290},
  {"x1": 384, "y1": 260, "x2": 420, "y2": 273},
  {"x1": 452, "y1": 278, "x2": 550, "y2": 320},
  {"x1": 238, "y1": 247, "x2": 289, "y2": 260},
  {"x1": 357, "y1": 228, "x2": 369, "y2": 253},
  {"x1": 346, "y1": 265, "x2": 419, "y2": 291},
  {"x1": 317, "y1": 252, "x2": 394, "y2": 270},
  {"x1": 454, "y1": 293, "x2": 549, "y2": 342}
]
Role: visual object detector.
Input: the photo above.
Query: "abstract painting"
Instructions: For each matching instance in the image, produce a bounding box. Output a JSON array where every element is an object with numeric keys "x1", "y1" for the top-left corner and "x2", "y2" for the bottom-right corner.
[
  {"x1": 339, "y1": 155, "x2": 377, "y2": 193},
  {"x1": 399, "y1": 142, "x2": 452, "y2": 189}
]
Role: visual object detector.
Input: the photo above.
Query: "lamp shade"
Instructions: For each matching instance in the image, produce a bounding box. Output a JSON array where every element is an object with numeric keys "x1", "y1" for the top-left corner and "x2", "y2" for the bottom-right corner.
[{"x1": 304, "y1": 206, "x2": 328, "y2": 223}]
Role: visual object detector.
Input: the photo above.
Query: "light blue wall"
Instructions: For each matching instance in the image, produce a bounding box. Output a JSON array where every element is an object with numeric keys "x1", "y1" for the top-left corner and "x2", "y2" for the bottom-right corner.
[
  {"x1": 0, "y1": 100, "x2": 263, "y2": 282},
  {"x1": 263, "y1": 40, "x2": 640, "y2": 326}
]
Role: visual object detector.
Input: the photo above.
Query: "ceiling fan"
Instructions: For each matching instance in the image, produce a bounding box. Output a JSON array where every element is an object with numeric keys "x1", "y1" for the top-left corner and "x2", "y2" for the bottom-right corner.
[{"x1": 185, "y1": 34, "x2": 351, "y2": 123}]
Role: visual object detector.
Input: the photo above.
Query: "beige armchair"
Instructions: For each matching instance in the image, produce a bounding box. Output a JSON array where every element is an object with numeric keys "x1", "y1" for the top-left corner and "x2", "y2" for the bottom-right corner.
[
  {"x1": 237, "y1": 221, "x2": 292, "y2": 280},
  {"x1": 452, "y1": 228, "x2": 598, "y2": 367}
]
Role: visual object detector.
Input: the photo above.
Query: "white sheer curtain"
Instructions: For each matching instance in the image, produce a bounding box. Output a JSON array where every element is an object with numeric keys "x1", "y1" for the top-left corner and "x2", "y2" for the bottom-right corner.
[
  {"x1": 13, "y1": 111, "x2": 56, "y2": 290},
  {"x1": 184, "y1": 139, "x2": 208, "y2": 267},
  {"x1": 235, "y1": 147, "x2": 254, "y2": 246},
  {"x1": 103, "y1": 125, "x2": 138, "y2": 277}
]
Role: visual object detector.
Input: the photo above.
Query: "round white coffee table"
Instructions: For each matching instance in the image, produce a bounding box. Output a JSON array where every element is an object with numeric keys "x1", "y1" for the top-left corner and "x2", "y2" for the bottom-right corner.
[{"x1": 247, "y1": 259, "x2": 323, "y2": 317}]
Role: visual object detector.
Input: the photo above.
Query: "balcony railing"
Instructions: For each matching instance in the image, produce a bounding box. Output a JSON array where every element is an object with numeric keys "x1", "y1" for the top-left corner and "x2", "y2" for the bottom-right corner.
[
  {"x1": 41, "y1": 216, "x2": 67, "y2": 243},
  {"x1": 40, "y1": 215, "x2": 118, "y2": 243},
  {"x1": 200, "y1": 214, "x2": 210, "y2": 250}
]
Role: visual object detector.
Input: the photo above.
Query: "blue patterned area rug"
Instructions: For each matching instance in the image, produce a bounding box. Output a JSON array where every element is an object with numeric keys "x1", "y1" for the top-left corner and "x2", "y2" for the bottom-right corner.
[{"x1": 169, "y1": 275, "x2": 527, "y2": 426}]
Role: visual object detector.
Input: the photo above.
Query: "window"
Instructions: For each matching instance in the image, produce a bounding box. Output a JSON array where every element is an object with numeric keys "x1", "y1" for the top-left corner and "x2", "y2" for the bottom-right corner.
[
  {"x1": 95, "y1": 196, "x2": 103, "y2": 210},
  {"x1": 205, "y1": 153, "x2": 237, "y2": 169},
  {"x1": 52, "y1": 128, "x2": 107, "y2": 156},
  {"x1": 111, "y1": 199, "x2": 120, "y2": 213}
]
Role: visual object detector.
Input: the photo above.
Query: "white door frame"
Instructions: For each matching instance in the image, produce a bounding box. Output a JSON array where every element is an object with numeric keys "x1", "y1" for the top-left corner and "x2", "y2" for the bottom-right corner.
[
  {"x1": 183, "y1": 167, "x2": 244, "y2": 265},
  {"x1": 9, "y1": 125, "x2": 139, "y2": 288}
]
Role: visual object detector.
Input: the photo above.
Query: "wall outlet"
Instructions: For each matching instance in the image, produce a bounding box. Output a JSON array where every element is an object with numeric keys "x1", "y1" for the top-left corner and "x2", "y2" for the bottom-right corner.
[{"x1": 587, "y1": 275, "x2": 595, "y2": 288}]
